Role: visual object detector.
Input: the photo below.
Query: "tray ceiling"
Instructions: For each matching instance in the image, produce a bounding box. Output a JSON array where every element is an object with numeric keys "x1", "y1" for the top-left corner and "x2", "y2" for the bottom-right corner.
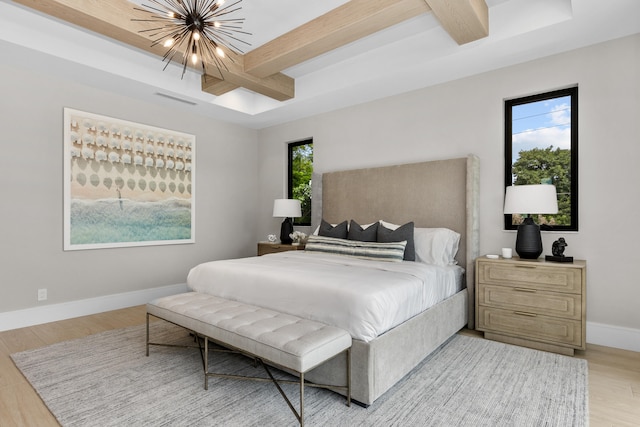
[{"x1": 1, "y1": 0, "x2": 639, "y2": 128}]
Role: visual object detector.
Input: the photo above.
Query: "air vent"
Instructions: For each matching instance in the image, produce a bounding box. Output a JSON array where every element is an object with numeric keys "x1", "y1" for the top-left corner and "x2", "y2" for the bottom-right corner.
[{"x1": 155, "y1": 93, "x2": 197, "y2": 106}]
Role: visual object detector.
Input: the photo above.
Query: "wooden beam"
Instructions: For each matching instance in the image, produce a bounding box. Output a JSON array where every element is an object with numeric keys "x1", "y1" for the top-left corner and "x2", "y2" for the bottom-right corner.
[
  {"x1": 205, "y1": 53, "x2": 295, "y2": 101},
  {"x1": 201, "y1": 75, "x2": 238, "y2": 97},
  {"x1": 244, "y1": 0, "x2": 431, "y2": 79},
  {"x1": 13, "y1": 0, "x2": 487, "y2": 101},
  {"x1": 11, "y1": 0, "x2": 294, "y2": 101},
  {"x1": 424, "y1": 0, "x2": 488, "y2": 45}
]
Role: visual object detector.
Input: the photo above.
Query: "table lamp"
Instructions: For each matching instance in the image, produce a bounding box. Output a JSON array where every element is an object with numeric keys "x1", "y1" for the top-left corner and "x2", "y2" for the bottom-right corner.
[
  {"x1": 503, "y1": 184, "x2": 558, "y2": 259},
  {"x1": 273, "y1": 199, "x2": 302, "y2": 244}
]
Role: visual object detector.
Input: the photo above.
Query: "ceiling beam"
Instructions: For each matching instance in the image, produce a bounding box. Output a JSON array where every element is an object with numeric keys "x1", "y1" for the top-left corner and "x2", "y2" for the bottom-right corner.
[
  {"x1": 12, "y1": 0, "x2": 488, "y2": 101},
  {"x1": 423, "y1": 0, "x2": 488, "y2": 45},
  {"x1": 201, "y1": 75, "x2": 238, "y2": 97},
  {"x1": 244, "y1": 0, "x2": 431, "y2": 79},
  {"x1": 11, "y1": 0, "x2": 294, "y2": 101},
  {"x1": 203, "y1": 53, "x2": 295, "y2": 100}
]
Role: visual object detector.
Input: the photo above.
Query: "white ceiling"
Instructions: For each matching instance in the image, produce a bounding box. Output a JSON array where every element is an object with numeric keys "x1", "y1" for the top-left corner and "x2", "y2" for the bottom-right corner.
[{"x1": 1, "y1": 0, "x2": 639, "y2": 129}]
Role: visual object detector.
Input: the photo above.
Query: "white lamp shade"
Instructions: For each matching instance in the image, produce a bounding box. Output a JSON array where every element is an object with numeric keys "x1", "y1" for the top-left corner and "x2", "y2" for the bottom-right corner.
[
  {"x1": 504, "y1": 185, "x2": 558, "y2": 215},
  {"x1": 273, "y1": 199, "x2": 302, "y2": 218}
]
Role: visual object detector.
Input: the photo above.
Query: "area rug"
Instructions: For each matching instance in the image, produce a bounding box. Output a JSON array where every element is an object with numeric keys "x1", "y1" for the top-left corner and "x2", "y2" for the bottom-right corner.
[{"x1": 11, "y1": 322, "x2": 588, "y2": 426}]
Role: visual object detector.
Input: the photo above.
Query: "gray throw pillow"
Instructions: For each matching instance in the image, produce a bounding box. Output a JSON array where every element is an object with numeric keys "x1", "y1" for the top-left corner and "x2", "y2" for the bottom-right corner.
[
  {"x1": 348, "y1": 220, "x2": 378, "y2": 242},
  {"x1": 378, "y1": 222, "x2": 415, "y2": 261},
  {"x1": 318, "y1": 219, "x2": 348, "y2": 239}
]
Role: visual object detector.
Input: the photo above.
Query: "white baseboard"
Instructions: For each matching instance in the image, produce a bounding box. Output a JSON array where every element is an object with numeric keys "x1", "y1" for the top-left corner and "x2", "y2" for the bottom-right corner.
[
  {"x1": 0, "y1": 283, "x2": 188, "y2": 332},
  {"x1": 587, "y1": 321, "x2": 640, "y2": 353}
]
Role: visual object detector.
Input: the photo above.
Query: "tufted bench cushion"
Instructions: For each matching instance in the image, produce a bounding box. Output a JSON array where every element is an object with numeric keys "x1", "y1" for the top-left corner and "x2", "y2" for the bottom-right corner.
[{"x1": 147, "y1": 291, "x2": 352, "y2": 374}]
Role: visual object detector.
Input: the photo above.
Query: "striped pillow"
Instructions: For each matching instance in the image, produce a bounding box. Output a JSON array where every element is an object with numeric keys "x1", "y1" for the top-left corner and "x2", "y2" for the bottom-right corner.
[{"x1": 305, "y1": 235, "x2": 407, "y2": 262}]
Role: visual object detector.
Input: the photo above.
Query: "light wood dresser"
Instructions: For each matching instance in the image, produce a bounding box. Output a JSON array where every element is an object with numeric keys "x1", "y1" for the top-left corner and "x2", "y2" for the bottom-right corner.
[
  {"x1": 257, "y1": 242, "x2": 305, "y2": 256},
  {"x1": 475, "y1": 256, "x2": 586, "y2": 356}
]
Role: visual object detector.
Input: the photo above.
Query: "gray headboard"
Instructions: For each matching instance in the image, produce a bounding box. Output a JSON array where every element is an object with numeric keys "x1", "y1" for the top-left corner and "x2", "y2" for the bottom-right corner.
[{"x1": 315, "y1": 155, "x2": 479, "y2": 328}]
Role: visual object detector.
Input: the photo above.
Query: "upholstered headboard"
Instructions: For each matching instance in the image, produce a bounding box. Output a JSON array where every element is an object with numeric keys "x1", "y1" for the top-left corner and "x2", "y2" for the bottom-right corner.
[{"x1": 315, "y1": 155, "x2": 479, "y2": 328}]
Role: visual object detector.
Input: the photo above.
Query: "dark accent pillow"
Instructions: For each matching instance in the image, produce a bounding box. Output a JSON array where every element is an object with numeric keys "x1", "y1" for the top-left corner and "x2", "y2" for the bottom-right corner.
[
  {"x1": 348, "y1": 220, "x2": 378, "y2": 242},
  {"x1": 378, "y1": 221, "x2": 415, "y2": 261},
  {"x1": 318, "y1": 219, "x2": 348, "y2": 239}
]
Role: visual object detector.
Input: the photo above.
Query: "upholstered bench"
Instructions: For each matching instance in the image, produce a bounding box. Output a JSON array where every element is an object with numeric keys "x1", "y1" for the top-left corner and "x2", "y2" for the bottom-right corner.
[{"x1": 146, "y1": 292, "x2": 352, "y2": 426}]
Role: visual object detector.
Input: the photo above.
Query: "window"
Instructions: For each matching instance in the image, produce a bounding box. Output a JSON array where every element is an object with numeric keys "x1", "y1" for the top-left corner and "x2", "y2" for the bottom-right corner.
[
  {"x1": 505, "y1": 87, "x2": 578, "y2": 231},
  {"x1": 288, "y1": 139, "x2": 313, "y2": 226}
]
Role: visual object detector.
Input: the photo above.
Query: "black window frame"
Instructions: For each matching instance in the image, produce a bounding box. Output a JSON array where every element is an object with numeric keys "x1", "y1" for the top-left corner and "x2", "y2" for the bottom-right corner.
[
  {"x1": 287, "y1": 138, "x2": 313, "y2": 226},
  {"x1": 504, "y1": 87, "x2": 579, "y2": 231}
]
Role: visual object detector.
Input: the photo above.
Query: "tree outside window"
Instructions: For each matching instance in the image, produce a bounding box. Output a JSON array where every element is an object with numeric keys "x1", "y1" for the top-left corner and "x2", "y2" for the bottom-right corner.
[
  {"x1": 288, "y1": 139, "x2": 313, "y2": 226},
  {"x1": 505, "y1": 87, "x2": 578, "y2": 231}
]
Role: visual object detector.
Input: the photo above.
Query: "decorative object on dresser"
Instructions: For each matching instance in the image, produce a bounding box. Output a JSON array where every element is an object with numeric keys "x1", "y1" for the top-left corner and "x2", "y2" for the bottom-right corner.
[
  {"x1": 501, "y1": 247, "x2": 512, "y2": 259},
  {"x1": 503, "y1": 184, "x2": 558, "y2": 259},
  {"x1": 257, "y1": 242, "x2": 305, "y2": 256},
  {"x1": 546, "y1": 237, "x2": 574, "y2": 263},
  {"x1": 289, "y1": 230, "x2": 307, "y2": 245},
  {"x1": 273, "y1": 198, "x2": 302, "y2": 244},
  {"x1": 476, "y1": 256, "x2": 586, "y2": 356}
]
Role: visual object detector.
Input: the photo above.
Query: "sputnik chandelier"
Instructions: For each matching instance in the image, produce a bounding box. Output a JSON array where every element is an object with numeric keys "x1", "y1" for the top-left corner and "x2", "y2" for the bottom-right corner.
[{"x1": 133, "y1": 0, "x2": 251, "y2": 78}]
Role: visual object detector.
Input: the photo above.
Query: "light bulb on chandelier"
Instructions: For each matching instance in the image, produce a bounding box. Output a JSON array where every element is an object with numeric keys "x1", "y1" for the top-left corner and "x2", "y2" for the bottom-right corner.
[{"x1": 133, "y1": 0, "x2": 251, "y2": 79}]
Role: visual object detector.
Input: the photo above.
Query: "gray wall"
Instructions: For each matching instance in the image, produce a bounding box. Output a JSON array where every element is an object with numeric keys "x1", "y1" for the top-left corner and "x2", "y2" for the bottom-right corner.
[
  {"x1": 257, "y1": 34, "x2": 640, "y2": 333},
  {"x1": 0, "y1": 63, "x2": 258, "y2": 312}
]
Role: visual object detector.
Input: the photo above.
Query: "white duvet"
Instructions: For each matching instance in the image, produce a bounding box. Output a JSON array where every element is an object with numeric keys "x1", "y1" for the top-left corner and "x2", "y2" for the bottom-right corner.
[{"x1": 187, "y1": 251, "x2": 464, "y2": 342}]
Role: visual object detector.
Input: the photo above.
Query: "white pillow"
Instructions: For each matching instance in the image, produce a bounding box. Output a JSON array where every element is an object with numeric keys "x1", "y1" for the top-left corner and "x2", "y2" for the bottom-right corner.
[
  {"x1": 380, "y1": 221, "x2": 459, "y2": 265},
  {"x1": 414, "y1": 228, "x2": 460, "y2": 266},
  {"x1": 379, "y1": 220, "x2": 400, "y2": 230}
]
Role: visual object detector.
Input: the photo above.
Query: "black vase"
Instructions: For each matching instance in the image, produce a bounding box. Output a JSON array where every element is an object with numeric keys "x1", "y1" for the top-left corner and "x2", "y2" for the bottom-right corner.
[
  {"x1": 280, "y1": 217, "x2": 293, "y2": 244},
  {"x1": 515, "y1": 217, "x2": 542, "y2": 259}
]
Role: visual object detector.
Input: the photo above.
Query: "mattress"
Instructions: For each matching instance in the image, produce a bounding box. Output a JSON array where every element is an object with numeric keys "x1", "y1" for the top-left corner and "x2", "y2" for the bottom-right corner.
[{"x1": 187, "y1": 251, "x2": 464, "y2": 342}]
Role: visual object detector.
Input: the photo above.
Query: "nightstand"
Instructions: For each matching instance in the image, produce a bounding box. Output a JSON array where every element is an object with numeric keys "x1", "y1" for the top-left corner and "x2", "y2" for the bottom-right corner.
[
  {"x1": 475, "y1": 256, "x2": 586, "y2": 356},
  {"x1": 257, "y1": 242, "x2": 305, "y2": 256}
]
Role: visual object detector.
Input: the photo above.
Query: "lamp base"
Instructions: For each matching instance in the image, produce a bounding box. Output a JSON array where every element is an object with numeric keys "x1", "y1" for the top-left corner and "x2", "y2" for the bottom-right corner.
[
  {"x1": 515, "y1": 217, "x2": 543, "y2": 259},
  {"x1": 280, "y1": 217, "x2": 293, "y2": 244}
]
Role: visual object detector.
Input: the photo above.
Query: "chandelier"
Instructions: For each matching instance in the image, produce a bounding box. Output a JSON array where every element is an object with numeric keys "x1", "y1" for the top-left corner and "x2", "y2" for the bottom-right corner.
[{"x1": 133, "y1": 0, "x2": 251, "y2": 78}]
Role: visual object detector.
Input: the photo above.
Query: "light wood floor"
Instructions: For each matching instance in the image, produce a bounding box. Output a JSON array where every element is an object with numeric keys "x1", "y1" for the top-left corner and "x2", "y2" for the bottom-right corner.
[{"x1": 1, "y1": 306, "x2": 639, "y2": 426}]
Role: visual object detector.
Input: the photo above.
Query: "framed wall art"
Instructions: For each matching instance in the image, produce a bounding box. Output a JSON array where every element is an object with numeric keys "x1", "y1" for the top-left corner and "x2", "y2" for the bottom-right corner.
[{"x1": 63, "y1": 108, "x2": 195, "y2": 250}]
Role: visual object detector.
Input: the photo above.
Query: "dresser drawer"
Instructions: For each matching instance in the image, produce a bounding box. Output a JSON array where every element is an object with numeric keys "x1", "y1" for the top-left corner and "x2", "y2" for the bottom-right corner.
[
  {"x1": 477, "y1": 261, "x2": 583, "y2": 294},
  {"x1": 478, "y1": 306, "x2": 583, "y2": 347},
  {"x1": 478, "y1": 284, "x2": 582, "y2": 320}
]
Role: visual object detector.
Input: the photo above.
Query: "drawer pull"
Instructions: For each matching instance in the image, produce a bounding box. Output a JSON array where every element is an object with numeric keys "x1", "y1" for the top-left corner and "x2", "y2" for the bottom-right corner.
[
  {"x1": 515, "y1": 265, "x2": 537, "y2": 269},
  {"x1": 513, "y1": 288, "x2": 536, "y2": 293},
  {"x1": 514, "y1": 311, "x2": 537, "y2": 317}
]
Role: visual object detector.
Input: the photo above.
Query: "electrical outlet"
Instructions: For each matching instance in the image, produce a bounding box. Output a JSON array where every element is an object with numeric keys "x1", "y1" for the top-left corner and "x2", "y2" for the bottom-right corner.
[{"x1": 37, "y1": 288, "x2": 47, "y2": 301}]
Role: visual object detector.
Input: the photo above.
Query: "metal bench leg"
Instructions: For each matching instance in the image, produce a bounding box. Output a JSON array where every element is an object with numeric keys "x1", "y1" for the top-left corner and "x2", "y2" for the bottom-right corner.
[
  {"x1": 346, "y1": 348, "x2": 351, "y2": 407},
  {"x1": 204, "y1": 337, "x2": 209, "y2": 390},
  {"x1": 146, "y1": 313, "x2": 150, "y2": 357},
  {"x1": 300, "y1": 372, "x2": 305, "y2": 426}
]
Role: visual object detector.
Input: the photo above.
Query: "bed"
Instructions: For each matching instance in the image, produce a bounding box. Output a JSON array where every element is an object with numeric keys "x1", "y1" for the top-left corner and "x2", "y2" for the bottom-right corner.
[{"x1": 188, "y1": 155, "x2": 479, "y2": 405}]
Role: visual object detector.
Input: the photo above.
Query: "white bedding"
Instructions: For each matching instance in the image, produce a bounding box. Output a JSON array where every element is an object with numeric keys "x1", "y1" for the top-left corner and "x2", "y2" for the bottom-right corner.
[{"x1": 187, "y1": 251, "x2": 464, "y2": 342}]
